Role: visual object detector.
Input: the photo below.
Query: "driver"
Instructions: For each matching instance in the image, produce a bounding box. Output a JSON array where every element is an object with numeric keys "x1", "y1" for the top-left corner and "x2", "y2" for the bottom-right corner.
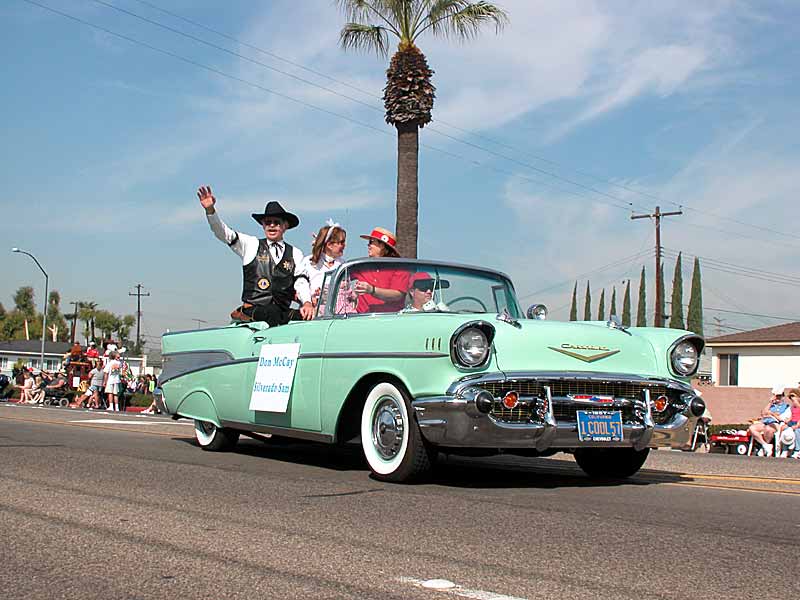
[
  {"x1": 405, "y1": 272, "x2": 450, "y2": 312},
  {"x1": 198, "y1": 185, "x2": 313, "y2": 326}
]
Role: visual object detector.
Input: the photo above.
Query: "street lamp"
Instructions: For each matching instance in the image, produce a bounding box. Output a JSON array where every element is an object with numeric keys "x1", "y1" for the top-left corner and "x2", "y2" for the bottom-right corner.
[{"x1": 11, "y1": 248, "x2": 48, "y2": 373}]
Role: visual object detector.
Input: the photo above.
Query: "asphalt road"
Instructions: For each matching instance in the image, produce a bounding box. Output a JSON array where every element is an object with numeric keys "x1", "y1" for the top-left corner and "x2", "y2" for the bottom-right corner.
[{"x1": 1, "y1": 403, "x2": 798, "y2": 600}]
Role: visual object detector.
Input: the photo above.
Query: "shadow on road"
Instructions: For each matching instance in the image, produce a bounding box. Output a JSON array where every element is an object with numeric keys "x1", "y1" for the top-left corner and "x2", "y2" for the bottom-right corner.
[{"x1": 173, "y1": 436, "x2": 684, "y2": 488}]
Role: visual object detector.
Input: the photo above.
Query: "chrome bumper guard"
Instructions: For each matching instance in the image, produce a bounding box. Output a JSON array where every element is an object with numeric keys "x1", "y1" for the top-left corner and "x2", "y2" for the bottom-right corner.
[{"x1": 412, "y1": 372, "x2": 702, "y2": 450}]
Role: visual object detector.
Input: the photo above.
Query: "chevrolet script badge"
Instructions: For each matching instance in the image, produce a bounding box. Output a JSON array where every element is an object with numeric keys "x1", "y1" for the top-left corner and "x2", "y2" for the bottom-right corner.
[{"x1": 548, "y1": 344, "x2": 620, "y2": 363}]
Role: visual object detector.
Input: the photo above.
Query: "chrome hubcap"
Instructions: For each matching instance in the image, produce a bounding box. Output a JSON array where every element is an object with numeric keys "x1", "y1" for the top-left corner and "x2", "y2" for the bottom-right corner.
[
  {"x1": 372, "y1": 397, "x2": 404, "y2": 460},
  {"x1": 199, "y1": 422, "x2": 215, "y2": 436}
]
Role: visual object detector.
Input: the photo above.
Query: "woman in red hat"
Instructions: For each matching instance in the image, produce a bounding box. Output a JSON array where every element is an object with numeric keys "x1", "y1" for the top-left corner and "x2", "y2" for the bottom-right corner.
[{"x1": 351, "y1": 227, "x2": 409, "y2": 313}]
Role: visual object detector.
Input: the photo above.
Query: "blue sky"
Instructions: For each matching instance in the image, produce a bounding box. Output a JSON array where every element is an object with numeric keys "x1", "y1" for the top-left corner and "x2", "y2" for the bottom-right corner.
[{"x1": 2, "y1": 0, "x2": 799, "y2": 349}]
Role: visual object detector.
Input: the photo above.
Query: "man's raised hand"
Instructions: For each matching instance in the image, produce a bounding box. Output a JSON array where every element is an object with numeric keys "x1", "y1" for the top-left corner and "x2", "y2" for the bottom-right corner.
[{"x1": 197, "y1": 185, "x2": 216, "y2": 213}]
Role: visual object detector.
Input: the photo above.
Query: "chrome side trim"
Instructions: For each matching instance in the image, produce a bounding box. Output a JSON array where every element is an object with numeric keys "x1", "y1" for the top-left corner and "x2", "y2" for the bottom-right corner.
[
  {"x1": 219, "y1": 420, "x2": 333, "y2": 444},
  {"x1": 297, "y1": 351, "x2": 448, "y2": 359},
  {"x1": 159, "y1": 352, "x2": 253, "y2": 385}
]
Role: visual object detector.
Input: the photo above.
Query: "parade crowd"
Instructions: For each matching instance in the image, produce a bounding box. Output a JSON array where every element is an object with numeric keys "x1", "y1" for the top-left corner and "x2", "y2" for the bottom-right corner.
[
  {"x1": 13, "y1": 340, "x2": 158, "y2": 412},
  {"x1": 747, "y1": 385, "x2": 800, "y2": 458}
]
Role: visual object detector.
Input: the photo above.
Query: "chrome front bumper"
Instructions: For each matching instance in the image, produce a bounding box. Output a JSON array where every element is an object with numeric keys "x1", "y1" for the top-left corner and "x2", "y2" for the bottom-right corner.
[{"x1": 412, "y1": 371, "x2": 704, "y2": 451}]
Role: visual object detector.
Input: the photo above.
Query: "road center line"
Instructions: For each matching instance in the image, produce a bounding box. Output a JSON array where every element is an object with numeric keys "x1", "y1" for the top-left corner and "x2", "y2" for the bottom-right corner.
[{"x1": 399, "y1": 576, "x2": 528, "y2": 600}]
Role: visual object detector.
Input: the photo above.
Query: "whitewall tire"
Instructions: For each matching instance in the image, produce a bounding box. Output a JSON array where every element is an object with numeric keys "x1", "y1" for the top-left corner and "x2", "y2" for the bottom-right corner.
[
  {"x1": 360, "y1": 381, "x2": 433, "y2": 483},
  {"x1": 194, "y1": 419, "x2": 239, "y2": 451}
]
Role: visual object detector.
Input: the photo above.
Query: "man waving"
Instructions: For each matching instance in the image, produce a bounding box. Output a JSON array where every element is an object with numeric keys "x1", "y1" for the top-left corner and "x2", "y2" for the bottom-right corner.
[{"x1": 198, "y1": 185, "x2": 313, "y2": 326}]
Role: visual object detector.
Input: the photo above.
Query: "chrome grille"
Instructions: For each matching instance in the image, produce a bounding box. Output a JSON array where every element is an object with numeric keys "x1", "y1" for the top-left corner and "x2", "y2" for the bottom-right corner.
[
  {"x1": 478, "y1": 378, "x2": 668, "y2": 424},
  {"x1": 478, "y1": 380, "x2": 667, "y2": 400}
]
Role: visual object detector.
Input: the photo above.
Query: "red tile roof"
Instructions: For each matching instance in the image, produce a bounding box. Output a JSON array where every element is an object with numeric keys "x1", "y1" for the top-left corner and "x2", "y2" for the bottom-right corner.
[{"x1": 707, "y1": 321, "x2": 800, "y2": 344}]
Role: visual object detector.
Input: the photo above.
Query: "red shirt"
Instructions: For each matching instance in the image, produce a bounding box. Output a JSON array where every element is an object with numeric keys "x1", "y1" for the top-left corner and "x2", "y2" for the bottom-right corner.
[
  {"x1": 353, "y1": 268, "x2": 409, "y2": 313},
  {"x1": 86, "y1": 348, "x2": 99, "y2": 359}
]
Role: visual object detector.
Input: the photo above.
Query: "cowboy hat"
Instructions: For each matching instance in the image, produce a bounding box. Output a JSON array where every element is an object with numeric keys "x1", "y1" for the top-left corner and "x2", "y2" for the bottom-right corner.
[
  {"x1": 360, "y1": 226, "x2": 400, "y2": 256},
  {"x1": 251, "y1": 201, "x2": 299, "y2": 229}
]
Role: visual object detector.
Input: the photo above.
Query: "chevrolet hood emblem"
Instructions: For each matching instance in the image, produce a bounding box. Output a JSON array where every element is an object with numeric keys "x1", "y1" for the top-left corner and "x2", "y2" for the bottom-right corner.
[{"x1": 548, "y1": 344, "x2": 620, "y2": 363}]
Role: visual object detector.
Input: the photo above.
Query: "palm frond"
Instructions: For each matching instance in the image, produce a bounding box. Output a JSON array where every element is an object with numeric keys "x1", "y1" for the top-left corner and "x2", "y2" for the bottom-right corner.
[
  {"x1": 416, "y1": 0, "x2": 508, "y2": 41},
  {"x1": 339, "y1": 23, "x2": 391, "y2": 57}
]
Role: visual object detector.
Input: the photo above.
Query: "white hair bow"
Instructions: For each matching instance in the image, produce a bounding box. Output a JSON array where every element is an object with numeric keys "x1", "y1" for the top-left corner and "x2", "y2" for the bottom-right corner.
[{"x1": 324, "y1": 218, "x2": 342, "y2": 243}]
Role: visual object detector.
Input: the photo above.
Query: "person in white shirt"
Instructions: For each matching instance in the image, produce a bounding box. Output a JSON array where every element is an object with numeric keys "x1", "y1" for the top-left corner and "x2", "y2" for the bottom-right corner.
[
  {"x1": 103, "y1": 352, "x2": 121, "y2": 412},
  {"x1": 297, "y1": 220, "x2": 347, "y2": 309},
  {"x1": 197, "y1": 185, "x2": 313, "y2": 325}
]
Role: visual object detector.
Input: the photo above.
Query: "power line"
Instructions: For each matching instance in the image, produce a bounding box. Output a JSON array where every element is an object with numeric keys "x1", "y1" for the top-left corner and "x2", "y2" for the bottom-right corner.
[
  {"x1": 519, "y1": 248, "x2": 653, "y2": 300},
  {"x1": 24, "y1": 0, "x2": 645, "y2": 216},
  {"x1": 127, "y1": 0, "x2": 797, "y2": 242},
  {"x1": 662, "y1": 248, "x2": 800, "y2": 289},
  {"x1": 662, "y1": 247, "x2": 798, "y2": 284}
]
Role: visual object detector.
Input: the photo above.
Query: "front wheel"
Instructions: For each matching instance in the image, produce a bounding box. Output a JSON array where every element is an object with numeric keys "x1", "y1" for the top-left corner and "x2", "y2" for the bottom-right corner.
[
  {"x1": 194, "y1": 419, "x2": 240, "y2": 451},
  {"x1": 573, "y1": 447, "x2": 650, "y2": 479},
  {"x1": 360, "y1": 381, "x2": 434, "y2": 483}
]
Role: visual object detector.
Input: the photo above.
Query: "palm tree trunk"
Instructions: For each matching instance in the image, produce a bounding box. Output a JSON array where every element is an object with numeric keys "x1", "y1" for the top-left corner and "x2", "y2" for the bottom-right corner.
[{"x1": 395, "y1": 122, "x2": 419, "y2": 258}]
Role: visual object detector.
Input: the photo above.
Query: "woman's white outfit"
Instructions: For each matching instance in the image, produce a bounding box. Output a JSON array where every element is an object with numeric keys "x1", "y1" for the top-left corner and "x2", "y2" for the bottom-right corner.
[{"x1": 297, "y1": 254, "x2": 343, "y2": 300}]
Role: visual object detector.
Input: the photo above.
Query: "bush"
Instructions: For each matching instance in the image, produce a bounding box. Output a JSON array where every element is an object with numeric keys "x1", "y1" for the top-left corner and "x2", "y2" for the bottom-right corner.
[{"x1": 128, "y1": 393, "x2": 152, "y2": 407}]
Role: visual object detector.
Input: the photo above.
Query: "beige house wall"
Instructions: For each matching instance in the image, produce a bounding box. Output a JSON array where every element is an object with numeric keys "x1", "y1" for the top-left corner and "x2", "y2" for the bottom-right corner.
[{"x1": 710, "y1": 345, "x2": 800, "y2": 388}]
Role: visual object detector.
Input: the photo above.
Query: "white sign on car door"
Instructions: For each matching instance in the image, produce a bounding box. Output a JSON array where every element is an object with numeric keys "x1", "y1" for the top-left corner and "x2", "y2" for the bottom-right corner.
[{"x1": 249, "y1": 343, "x2": 300, "y2": 413}]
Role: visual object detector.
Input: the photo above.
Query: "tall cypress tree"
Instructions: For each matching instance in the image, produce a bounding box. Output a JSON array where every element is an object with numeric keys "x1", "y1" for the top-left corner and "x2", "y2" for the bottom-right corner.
[
  {"x1": 636, "y1": 266, "x2": 647, "y2": 326},
  {"x1": 609, "y1": 286, "x2": 617, "y2": 319},
  {"x1": 597, "y1": 289, "x2": 605, "y2": 321},
  {"x1": 569, "y1": 282, "x2": 578, "y2": 321},
  {"x1": 622, "y1": 280, "x2": 632, "y2": 326},
  {"x1": 583, "y1": 281, "x2": 592, "y2": 321},
  {"x1": 669, "y1": 252, "x2": 685, "y2": 329},
  {"x1": 687, "y1": 257, "x2": 704, "y2": 336}
]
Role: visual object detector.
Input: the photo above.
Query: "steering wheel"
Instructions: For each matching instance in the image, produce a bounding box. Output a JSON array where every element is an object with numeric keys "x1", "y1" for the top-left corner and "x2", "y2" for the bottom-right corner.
[{"x1": 447, "y1": 296, "x2": 488, "y2": 313}]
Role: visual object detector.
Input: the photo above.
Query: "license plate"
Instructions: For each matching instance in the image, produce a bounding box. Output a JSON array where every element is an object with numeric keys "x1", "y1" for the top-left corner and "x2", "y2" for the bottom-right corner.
[{"x1": 576, "y1": 410, "x2": 623, "y2": 442}]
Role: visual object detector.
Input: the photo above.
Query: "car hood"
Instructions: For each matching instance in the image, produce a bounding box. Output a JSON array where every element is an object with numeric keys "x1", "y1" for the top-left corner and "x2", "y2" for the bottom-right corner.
[{"x1": 492, "y1": 319, "x2": 660, "y2": 376}]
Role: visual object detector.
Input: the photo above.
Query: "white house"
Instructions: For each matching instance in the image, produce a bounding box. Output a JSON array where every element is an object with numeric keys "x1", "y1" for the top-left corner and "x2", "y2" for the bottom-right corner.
[{"x1": 706, "y1": 322, "x2": 800, "y2": 388}]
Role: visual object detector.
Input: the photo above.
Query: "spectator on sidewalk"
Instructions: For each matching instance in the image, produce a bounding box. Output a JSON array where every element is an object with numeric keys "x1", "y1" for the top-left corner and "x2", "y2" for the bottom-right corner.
[
  {"x1": 748, "y1": 385, "x2": 792, "y2": 456},
  {"x1": 85, "y1": 341, "x2": 99, "y2": 359},
  {"x1": 20, "y1": 371, "x2": 34, "y2": 403},
  {"x1": 103, "y1": 351, "x2": 121, "y2": 412},
  {"x1": 87, "y1": 360, "x2": 105, "y2": 409},
  {"x1": 784, "y1": 388, "x2": 800, "y2": 459}
]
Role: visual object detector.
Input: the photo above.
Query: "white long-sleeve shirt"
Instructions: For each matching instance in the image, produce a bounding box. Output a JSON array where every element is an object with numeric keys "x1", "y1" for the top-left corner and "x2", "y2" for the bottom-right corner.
[{"x1": 207, "y1": 210, "x2": 311, "y2": 305}]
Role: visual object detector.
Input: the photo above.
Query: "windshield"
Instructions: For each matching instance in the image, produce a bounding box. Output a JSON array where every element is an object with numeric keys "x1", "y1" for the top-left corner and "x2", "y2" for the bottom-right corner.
[{"x1": 316, "y1": 260, "x2": 520, "y2": 318}]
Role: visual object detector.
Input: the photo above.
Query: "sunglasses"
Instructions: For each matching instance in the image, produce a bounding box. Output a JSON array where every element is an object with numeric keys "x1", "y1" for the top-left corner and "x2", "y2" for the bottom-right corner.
[
  {"x1": 413, "y1": 282, "x2": 435, "y2": 292},
  {"x1": 262, "y1": 218, "x2": 284, "y2": 226}
]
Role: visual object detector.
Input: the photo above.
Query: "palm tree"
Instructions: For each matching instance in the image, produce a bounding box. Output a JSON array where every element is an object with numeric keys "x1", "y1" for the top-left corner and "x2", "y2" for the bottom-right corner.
[
  {"x1": 338, "y1": 0, "x2": 508, "y2": 257},
  {"x1": 77, "y1": 301, "x2": 99, "y2": 343}
]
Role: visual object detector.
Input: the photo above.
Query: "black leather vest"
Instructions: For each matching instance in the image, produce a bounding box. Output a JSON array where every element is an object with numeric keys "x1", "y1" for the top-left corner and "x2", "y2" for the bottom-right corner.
[{"x1": 242, "y1": 239, "x2": 295, "y2": 309}]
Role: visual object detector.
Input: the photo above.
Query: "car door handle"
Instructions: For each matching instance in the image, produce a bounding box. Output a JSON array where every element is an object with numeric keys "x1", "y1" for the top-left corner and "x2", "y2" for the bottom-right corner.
[{"x1": 253, "y1": 336, "x2": 267, "y2": 343}]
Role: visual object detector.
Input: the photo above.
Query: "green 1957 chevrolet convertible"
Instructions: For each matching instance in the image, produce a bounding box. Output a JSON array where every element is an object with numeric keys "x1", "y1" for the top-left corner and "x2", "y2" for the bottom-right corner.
[{"x1": 157, "y1": 258, "x2": 705, "y2": 482}]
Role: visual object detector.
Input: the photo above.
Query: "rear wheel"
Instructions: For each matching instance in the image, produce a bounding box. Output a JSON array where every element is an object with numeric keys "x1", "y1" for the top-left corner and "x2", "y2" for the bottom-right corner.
[
  {"x1": 573, "y1": 447, "x2": 650, "y2": 479},
  {"x1": 194, "y1": 419, "x2": 240, "y2": 451},
  {"x1": 360, "y1": 381, "x2": 434, "y2": 483}
]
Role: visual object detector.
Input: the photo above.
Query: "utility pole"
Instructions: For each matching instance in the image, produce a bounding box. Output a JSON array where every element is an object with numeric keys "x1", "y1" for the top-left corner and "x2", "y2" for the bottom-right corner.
[
  {"x1": 631, "y1": 206, "x2": 682, "y2": 327},
  {"x1": 129, "y1": 284, "x2": 150, "y2": 352},
  {"x1": 69, "y1": 301, "x2": 79, "y2": 344}
]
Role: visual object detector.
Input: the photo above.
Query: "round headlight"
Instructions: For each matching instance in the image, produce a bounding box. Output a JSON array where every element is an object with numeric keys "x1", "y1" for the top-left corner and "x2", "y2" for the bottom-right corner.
[
  {"x1": 671, "y1": 341, "x2": 699, "y2": 375},
  {"x1": 454, "y1": 327, "x2": 490, "y2": 367},
  {"x1": 526, "y1": 304, "x2": 548, "y2": 320}
]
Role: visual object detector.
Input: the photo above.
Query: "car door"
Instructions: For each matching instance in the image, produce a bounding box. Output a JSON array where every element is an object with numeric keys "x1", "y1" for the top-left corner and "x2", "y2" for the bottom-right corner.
[{"x1": 244, "y1": 319, "x2": 333, "y2": 432}]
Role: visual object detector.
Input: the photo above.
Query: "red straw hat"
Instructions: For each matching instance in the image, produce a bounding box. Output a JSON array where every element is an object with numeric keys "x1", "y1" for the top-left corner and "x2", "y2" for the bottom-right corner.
[{"x1": 360, "y1": 226, "x2": 399, "y2": 256}]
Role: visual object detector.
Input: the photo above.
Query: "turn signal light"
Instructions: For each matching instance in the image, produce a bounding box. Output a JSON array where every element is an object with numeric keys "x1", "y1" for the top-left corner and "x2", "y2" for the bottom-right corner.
[
  {"x1": 502, "y1": 391, "x2": 519, "y2": 409},
  {"x1": 654, "y1": 395, "x2": 668, "y2": 412}
]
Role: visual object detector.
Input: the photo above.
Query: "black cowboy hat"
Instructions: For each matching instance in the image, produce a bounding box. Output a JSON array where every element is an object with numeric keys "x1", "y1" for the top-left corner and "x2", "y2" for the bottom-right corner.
[{"x1": 251, "y1": 201, "x2": 299, "y2": 229}]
